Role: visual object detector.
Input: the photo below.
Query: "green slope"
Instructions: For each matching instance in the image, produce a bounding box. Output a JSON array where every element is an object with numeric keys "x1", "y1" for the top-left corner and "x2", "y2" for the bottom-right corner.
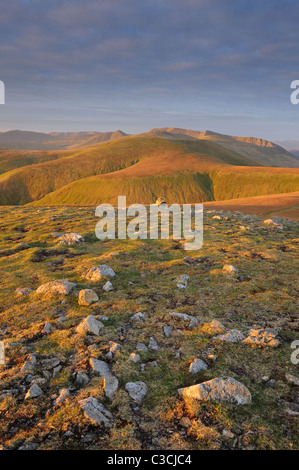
[{"x1": 0, "y1": 137, "x2": 256, "y2": 205}]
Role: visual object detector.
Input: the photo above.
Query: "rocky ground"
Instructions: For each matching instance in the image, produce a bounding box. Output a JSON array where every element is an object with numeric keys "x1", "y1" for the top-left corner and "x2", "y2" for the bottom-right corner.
[{"x1": 0, "y1": 205, "x2": 298, "y2": 450}]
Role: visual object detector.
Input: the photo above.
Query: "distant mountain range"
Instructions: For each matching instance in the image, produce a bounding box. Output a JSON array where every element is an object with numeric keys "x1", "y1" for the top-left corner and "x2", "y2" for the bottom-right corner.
[{"x1": 0, "y1": 127, "x2": 298, "y2": 206}]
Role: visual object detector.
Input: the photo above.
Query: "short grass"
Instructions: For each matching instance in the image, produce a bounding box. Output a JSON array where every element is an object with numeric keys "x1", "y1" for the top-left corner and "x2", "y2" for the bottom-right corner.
[{"x1": 0, "y1": 205, "x2": 298, "y2": 450}]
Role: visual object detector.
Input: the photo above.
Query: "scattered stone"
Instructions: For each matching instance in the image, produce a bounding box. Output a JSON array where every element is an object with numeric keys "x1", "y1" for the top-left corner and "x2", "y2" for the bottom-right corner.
[
  {"x1": 169, "y1": 312, "x2": 199, "y2": 329},
  {"x1": 125, "y1": 381, "x2": 148, "y2": 403},
  {"x1": 41, "y1": 358, "x2": 60, "y2": 369},
  {"x1": 281, "y1": 401, "x2": 299, "y2": 416},
  {"x1": 285, "y1": 373, "x2": 299, "y2": 386},
  {"x1": 137, "y1": 342, "x2": 148, "y2": 352},
  {"x1": 243, "y1": 328, "x2": 280, "y2": 348},
  {"x1": 89, "y1": 358, "x2": 118, "y2": 399},
  {"x1": 98, "y1": 315, "x2": 109, "y2": 321},
  {"x1": 54, "y1": 388, "x2": 70, "y2": 406},
  {"x1": 203, "y1": 319, "x2": 226, "y2": 335},
  {"x1": 178, "y1": 377, "x2": 252, "y2": 405},
  {"x1": 79, "y1": 397, "x2": 114, "y2": 427},
  {"x1": 189, "y1": 358, "x2": 208, "y2": 374},
  {"x1": 214, "y1": 330, "x2": 245, "y2": 343},
  {"x1": 175, "y1": 274, "x2": 190, "y2": 289},
  {"x1": 18, "y1": 441, "x2": 39, "y2": 450},
  {"x1": 76, "y1": 315, "x2": 104, "y2": 336},
  {"x1": 53, "y1": 365, "x2": 62, "y2": 377},
  {"x1": 42, "y1": 322, "x2": 53, "y2": 334},
  {"x1": 15, "y1": 287, "x2": 33, "y2": 297},
  {"x1": 131, "y1": 312, "x2": 146, "y2": 322},
  {"x1": 163, "y1": 325, "x2": 173, "y2": 337},
  {"x1": 78, "y1": 289, "x2": 99, "y2": 306},
  {"x1": 222, "y1": 429, "x2": 235, "y2": 439},
  {"x1": 103, "y1": 281, "x2": 113, "y2": 292},
  {"x1": 106, "y1": 341, "x2": 121, "y2": 360},
  {"x1": 222, "y1": 264, "x2": 238, "y2": 274},
  {"x1": 129, "y1": 353, "x2": 141, "y2": 363},
  {"x1": 56, "y1": 232, "x2": 84, "y2": 245},
  {"x1": 75, "y1": 371, "x2": 90, "y2": 387},
  {"x1": 84, "y1": 265, "x2": 116, "y2": 281},
  {"x1": 25, "y1": 384, "x2": 44, "y2": 399},
  {"x1": 21, "y1": 354, "x2": 37, "y2": 373},
  {"x1": 36, "y1": 280, "x2": 76, "y2": 296},
  {"x1": 148, "y1": 337, "x2": 159, "y2": 351}
]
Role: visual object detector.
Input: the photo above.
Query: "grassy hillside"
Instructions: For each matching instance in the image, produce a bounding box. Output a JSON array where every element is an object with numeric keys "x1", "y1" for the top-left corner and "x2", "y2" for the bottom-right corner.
[
  {"x1": 35, "y1": 166, "x2": 299, "y2": 207},
  {"x1": 0, "y1": 149, "x2": 72, "y2": 174},
  {"x1": 0, "y1": 137, "x2": 257, "y2": 205}
]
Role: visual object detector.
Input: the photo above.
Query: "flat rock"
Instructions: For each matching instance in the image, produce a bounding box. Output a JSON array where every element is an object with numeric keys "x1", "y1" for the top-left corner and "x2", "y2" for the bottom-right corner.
[
  {"x1": 137, "y1": 342, "x2": 148, "y2": 352},
  {"x1": 178, "y1": 377, "x2": 252, "y2": 405},
  {"x1": 131, "y1": 312, "x2": 146, "y2": 322},
  {"x1": 36, "y1": 280, "x2": 76, "y2": 296},
  {"x1": 79, "y1": 397, "x2": 114, "y2": 427},
  {"x1": 243, "y1": 328, "x2": 280, "y2": 348},
  {"x1": 148, "y1": 337, "x2": 159, "y2": 351},
  {"x1": 129, "y1": 353, "x2": 141, "y2": 363},
  {"x1": 56, "y1": 232, "x2": 84, "y2": 245},
  {"x1": 175, "y1": 274, "x2": 190, "y2": 289},
  {"x1": 222, "y1": 264, "x2": 238, "y2": 274},
  {"x1": 89, "y1": 358, "x2": 118, "y2": 398},
  {"x1": 285, "y1": 373, "x2": 299, "y2": 386},
  {"x1": 189, "y1": 358, "x2": 208, "y2": 374},
  {"x1": 214, "y1": 329, "x2": 245, "y2": 343},
  {"x1": 125, "y1": 381, "x2": 148, "y2": 403},
  {"x1": 25, "y1": 384, "x2": 43, "y2": 399},
  {"x1": 76, "y1": 315, "x2": 104, "y2": 336},
  {"x1": 103, "y1": 281, "x2": 113, "y2": 292},
  {"x1": 78, "y1": 289, "x2": 99, "y2": 306},
  {"x1": 84, "y1": 265, "x2": 116, "y2": 281},
  {"x1": 169, "y1": 312, "x2": 199, "y2": 329}
]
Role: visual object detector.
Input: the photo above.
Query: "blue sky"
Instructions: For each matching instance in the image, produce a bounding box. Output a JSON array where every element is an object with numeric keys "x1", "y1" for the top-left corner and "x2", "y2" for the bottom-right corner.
[{"x1": 0, "y1": 0, "x2": 298, "y2": 140}]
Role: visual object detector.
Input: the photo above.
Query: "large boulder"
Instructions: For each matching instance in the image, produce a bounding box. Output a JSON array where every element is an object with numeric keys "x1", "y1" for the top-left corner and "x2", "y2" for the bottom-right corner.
[
  {"x1": 36, "y1": 280, "x2": 75, "y2": 296},
  {"x1": 84, "y1": 265, "x2": 116, "y2": 281},
  {"x1": 178, "y1": 377, "x2": 252, "y2": 405}
]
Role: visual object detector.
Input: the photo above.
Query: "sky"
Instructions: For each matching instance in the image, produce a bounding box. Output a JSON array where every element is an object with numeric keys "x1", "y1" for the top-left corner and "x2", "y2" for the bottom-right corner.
[{"x1": 0, "y1": 0, "x2": 298, "y2": 140}]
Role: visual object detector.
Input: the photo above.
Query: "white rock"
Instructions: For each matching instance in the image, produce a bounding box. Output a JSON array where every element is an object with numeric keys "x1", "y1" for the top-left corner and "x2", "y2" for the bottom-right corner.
[
  {"x1": 79, "y1": 397, "x2": 113, "y2": 427},
  {"x1": 222, "y1": 264, "x2": 238, "y2": 274},
  {"x1": 175, "y1": 274, "x2": 190, "y2": 289},
  {"x1": 131, "y1": 312, "x2": 146, "y2": 322},
  {"x1": 136, "y1": 342, "x2": 148, "y2": 352},
  {"x1": 103, "y1": 281, "x2": 113, "y2": 292},
  {"x1": 214, "y1": 329, "x2": 245, "y2": 343},
  {"x1": 42, "y1": 322, "x2": 53, "y2": 334},
  {"x1": 178, "y1": 377, "x2": 252, "y2": 405},
  {"x1": 36, "y1": 280, "x2": 76, "y2": 296},
  {"x1": 125, "y1": 381, "x2": 148, "y2": 403},
  {"x1": 169, "y1": 312, "x2": 199, "y2": 329},
  {"x1": 84, "y1": 265, "x2": 116, "y2": 281},
  {"x1": 285, "y1": 373, "x2": 299, "y2": 386},
  {"x1": 189, "y1": 358, "x2": 208, "y2": 374},
  {"x1": 25, "y1": 384, "x2": 43, "y2": 399},
  {"x1": 163, "y1": 326, "x2": 173, "y2": 337},
  {"x1": 76, "y1": 315, "x2": 104, "y2": 336},
  {"x1": 148, "y1": 337, "x2": 159, "y2": 351},
  {"x1": 78, "y1": 289, "x2": 99, "y2": 306},
  {"x1": 129, "y1": 353, "x2": 141, "y2": 363},
  {"x1": 56, "y1": 232, "x2": 84, "y2": 245},
  {"x1": 89, "y1": 358, "x2": 118, "y2": 399}
]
